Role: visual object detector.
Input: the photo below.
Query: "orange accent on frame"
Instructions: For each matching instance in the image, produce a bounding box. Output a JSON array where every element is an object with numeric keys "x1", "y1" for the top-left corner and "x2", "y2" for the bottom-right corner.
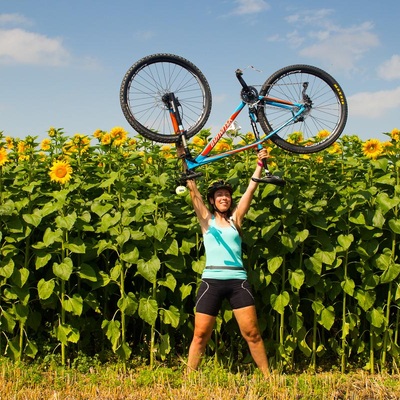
[
  {"x1": 170, "y1": 112, "x2": 180, "y2": 134},
  {"x1": 264, "y1": 96, "x2": 294, "y2": 106}
]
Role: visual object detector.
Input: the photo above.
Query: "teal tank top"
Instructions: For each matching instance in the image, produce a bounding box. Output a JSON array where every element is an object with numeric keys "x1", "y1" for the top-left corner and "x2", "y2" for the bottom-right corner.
[{"x1": 201, "y1": 216, "x2": 247, "y2": 280}]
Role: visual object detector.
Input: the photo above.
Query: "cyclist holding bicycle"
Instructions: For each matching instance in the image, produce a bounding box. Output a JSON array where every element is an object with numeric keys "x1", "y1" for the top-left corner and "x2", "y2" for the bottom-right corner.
[{"x1": 186, "y1": 148, "x2": 270, "y2": 377}]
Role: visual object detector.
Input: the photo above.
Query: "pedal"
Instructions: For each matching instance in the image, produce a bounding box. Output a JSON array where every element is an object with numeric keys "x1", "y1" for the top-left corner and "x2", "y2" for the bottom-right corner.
[{"x1": 252, "y1": 175, "x2": 286, "y2": 186}]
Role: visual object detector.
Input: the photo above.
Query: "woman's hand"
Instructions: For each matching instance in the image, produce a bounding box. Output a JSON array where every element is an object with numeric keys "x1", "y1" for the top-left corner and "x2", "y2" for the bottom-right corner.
[{"x1": 257, "y1": 148, "x2": 269, "y2": 162}]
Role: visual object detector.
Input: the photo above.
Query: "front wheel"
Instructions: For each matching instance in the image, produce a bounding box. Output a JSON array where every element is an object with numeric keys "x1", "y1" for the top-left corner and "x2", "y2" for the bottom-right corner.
[
  {"x1": 120, "y1": 53, "x2": 212, "y2": 143},
  {"x1": 257, "y1": 65, "x2": 348, "y2": 154}
]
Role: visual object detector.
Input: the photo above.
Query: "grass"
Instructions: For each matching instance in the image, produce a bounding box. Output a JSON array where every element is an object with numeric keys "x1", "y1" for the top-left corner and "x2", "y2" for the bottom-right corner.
[{"x1": 1, "y1": 357, "x2": 400, "y2": 399}]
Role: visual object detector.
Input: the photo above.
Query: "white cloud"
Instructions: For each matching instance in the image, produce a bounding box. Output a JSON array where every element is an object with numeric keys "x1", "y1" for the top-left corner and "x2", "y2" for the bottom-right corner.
[
  {"x1": 348, "y1": 86, "x2": 400, "y2": 118},
  {"x1": 299, "y1": 28, "x2": 379, "y2": 71},
  {"x1": 285, "y1": 10, "x2": 379, "y2": 72},
  {"x1": 377, "y1": 55, "x2": 400, "y2": 81},
  {"x1": 285, "y1": 9, "x2": 334, "y2": 25},
  {"x1": 0, "y1": 13, "x2": 31, "y2": 27},
  {"x1": 0, "y1": 28, "x2": 70, "y2": 66},
  {"x1": 232, "y1": 0, "x2": 270, "y2": 15},
  {"x1": 286, "y1": 30, "x2": 305, "y2": 48},
  {"x1": 266, "y1": 33, "x2": 281, "y2": 42}
]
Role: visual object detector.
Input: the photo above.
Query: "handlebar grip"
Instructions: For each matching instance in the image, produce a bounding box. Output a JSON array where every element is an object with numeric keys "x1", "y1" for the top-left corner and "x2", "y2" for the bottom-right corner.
[{"x1": 252, "y1": 175, "x2": 286, "y2": 186}]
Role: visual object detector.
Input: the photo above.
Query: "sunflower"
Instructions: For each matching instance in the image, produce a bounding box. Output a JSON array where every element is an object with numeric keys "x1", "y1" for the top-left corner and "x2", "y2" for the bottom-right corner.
[
  {"x1": 128, "y1": 139, "x2": 137, "y2": 148},
  {"x1": 362, "y1": 139, "x2": 383, "y2": 159},
  {"x1": 214, "y1": 139, "x2": 231, "y2": 152},
  {"x1": 245, "y1": 132, "x2": 255, "y2": 141},
  {"x1": 62, "y1": 142, "x2": 73, "y2": 156},
  {"x1": 5, "y1": 136, "x2": 14, "y2": 150},
  {"x1": 238, "y1": 132, "x2": 256, "y2": 145},
  {"x1": 17, "y1": 140, "x2": 27, "y2": 154},
  {"x1": 49, "y1": 160, "x2": 73, "y2": 184},
  {"x1": 317, "y1": 130, "x2": 330, "y2": 141},
  {"x1": 192, "y1": 136, "x2": 206, "y2": 148},
  {"x1": 161, "y1": 145, "x2": 174, "y2": 159},
  {"x1": 101, "y1": 133, "x2": 111, "y2": 146},
  {"x1": 38, "y1": 152, "x2": 47, "y2": 162},
  {"x1": 390, "y1": 128, "x2": 400, "y2": 142},
  {"x1": 41, "y1": 138, "x2": 51, "y2": 151},
  {"x1": 0, "y1": 147, "x2": 9, "y2": 166},
  {"x1": 382, "y1": 141, "x2": 394, "y2": 155},
  {"x1": 93, "y1": 129, "x2": 103, "y2": 139},
  {"x1": 48, "y1": 127, "x2": 57, "y2": 137},
  {"x1": 110, "y1": 126, "x2": 128, "y2": 147},
  {"x1": 65, "y1": 133, "x2": 91, "y2": 154},
  {"x1": 288, "y1": 131, "x2": 304, "y2": 144},
  {"x1": 328, "y1": 142, "x2": 342, "y2": 155}
]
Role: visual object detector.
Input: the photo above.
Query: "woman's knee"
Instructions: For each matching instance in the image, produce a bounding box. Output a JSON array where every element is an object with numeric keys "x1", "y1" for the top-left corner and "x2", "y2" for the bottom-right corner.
[
  {"x1": 241, "y1": 327, "x2": 262, "y2": 344},
  {"x1": 193, "y1": 328, "x2": 212, "y2": 344}
]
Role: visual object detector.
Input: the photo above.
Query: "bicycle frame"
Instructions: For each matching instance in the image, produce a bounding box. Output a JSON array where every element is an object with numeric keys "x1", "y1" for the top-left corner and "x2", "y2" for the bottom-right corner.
[{"x1": 173, "y1": 96, "x2": 307, "y2": 171}]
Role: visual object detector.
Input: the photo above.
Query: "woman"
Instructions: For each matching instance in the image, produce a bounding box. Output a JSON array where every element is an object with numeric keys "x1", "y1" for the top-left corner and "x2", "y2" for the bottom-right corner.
[{"x1": 186, "y1": 148, "x2": 270, "y2": 377}]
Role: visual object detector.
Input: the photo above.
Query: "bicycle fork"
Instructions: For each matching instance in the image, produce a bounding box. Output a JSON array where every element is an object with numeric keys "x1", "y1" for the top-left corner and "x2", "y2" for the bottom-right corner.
[
  {"x1": 163, "y1": 93, "x2": 190, "y2": 156},
  {"x1": 162, "y1": 92, "x2": 203, "y2": 181}
]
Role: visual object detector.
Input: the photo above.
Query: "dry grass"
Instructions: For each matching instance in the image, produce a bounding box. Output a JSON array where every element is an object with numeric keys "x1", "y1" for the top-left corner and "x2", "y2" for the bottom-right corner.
[{"x1": 1, "y1": 360, "x2": 400, "y2": 400}]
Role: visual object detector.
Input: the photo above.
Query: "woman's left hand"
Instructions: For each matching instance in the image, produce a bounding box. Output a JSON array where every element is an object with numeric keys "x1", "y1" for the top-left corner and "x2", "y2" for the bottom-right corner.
[{"x1": 257, "y1": 148, "x2": 269, "y2": 162}]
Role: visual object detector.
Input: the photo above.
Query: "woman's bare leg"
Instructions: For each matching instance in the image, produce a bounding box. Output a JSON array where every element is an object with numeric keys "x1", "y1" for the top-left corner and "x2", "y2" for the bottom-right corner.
[
  {"x1": 187, "y1": 312, "x2": 216, "y2": 372},
  {"x1": 234, "y1": 305, "x2": 269, "y2": 377}
]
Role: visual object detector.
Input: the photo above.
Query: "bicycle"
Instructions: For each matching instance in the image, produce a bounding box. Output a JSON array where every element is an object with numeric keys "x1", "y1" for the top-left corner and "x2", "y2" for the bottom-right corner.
[{"x1": 120, "y1": 53, "x2": 348, "y2": 187}]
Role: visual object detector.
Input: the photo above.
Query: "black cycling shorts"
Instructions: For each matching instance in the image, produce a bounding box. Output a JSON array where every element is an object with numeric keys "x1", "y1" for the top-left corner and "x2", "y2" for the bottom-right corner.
[{"x1": 195, "y1": 279, "x2": 255, "y2": 316}]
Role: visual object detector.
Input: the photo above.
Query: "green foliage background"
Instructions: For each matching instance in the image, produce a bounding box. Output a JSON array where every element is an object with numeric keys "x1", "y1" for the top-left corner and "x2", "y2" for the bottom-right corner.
[{"x1": 1, "y1": 128, "x2": 400, "y2": 374}]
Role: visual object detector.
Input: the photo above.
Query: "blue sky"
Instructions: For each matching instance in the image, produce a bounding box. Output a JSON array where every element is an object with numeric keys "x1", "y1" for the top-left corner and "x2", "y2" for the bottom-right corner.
[{"x1": 1, "y1": 0, "x2": 399, "y2": 143}]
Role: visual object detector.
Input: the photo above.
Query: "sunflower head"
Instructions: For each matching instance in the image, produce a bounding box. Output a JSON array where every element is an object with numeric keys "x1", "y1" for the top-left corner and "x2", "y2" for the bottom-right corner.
[
  {"x1": 41, "y1": 139, "x2": 51, "y2": 151},
  {"x1": 5, "y1": 136, "x2": 14, "y2": 150},
  {"x1": 214, "y1": 139, "x2": 231, "y2": 152},
  {"x1": 328, "y1": 142, "x2": 342, "y2": 155},
  {"x1": 192, "y1": 136, "x2": 206, "y2": 148},
  {"x1": 161, "y1": 145, "x2": 174, "y2": 159},
  {"x1": 101, "y1": 133, "x2": 111, "y2": 146},
  {"x1": 128, "y1": 139, "x2": 137, "y2": 148},
  {"x1": 48, "y1": 127, "x2": 57, "y2": 137},
  {"x1": 93, "y1": 129, "x2": 104, "y2": 139},
  {"x1": 17, "y1": 140, "x2": 27, "y2": 154},
  {"x1": 0, "y1": 147, "x2": 9, "y2": 166},
  {"x1": 317, "y1": 130, "x2": 330, "y2": 141},
  {"x1": 64, "y1": 134, "x2": 91, "y2": 154},
  {"x1": 390, "y1": 128, "x2": 400, "y2": 142},
  {"x1": 362, "y1": 139, "x2": 383, "y2": 159},
  {"x1": 49, "y1": 159, "x2": 73, "y2": 184},
  {"x1": 382, "y1": 141, "x2": 394, "y2": 155},
  {"x1": 110, "y1": 126, "x2": 128, "y2": 147}
]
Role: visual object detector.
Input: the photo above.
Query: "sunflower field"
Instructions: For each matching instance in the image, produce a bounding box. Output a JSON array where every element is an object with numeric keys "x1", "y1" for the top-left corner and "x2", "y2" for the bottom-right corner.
[{"x1": 1, "y1": 126, "x2": 400, "y2": 374}]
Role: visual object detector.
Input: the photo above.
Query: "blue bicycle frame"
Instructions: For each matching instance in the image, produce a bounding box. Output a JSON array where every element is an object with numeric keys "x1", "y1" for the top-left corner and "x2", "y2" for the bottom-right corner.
[{"x1": 183, "y1": 96, "x2": 306, "y2": 171}]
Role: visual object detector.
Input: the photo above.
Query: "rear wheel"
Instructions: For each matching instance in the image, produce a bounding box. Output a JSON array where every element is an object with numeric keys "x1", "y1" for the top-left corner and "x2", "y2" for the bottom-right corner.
[
  {"x1": 257, "y1": 65, "x2": 347, "y2": 154},
  {"x1": 120, "y1": 53, "x2": 212, "y2": 143}
]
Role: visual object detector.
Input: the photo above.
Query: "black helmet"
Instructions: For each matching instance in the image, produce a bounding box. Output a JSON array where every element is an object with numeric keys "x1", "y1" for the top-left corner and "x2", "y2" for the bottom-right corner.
[{"x1": 207, "y1": 180, "x2": 233, "y2": 200}]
